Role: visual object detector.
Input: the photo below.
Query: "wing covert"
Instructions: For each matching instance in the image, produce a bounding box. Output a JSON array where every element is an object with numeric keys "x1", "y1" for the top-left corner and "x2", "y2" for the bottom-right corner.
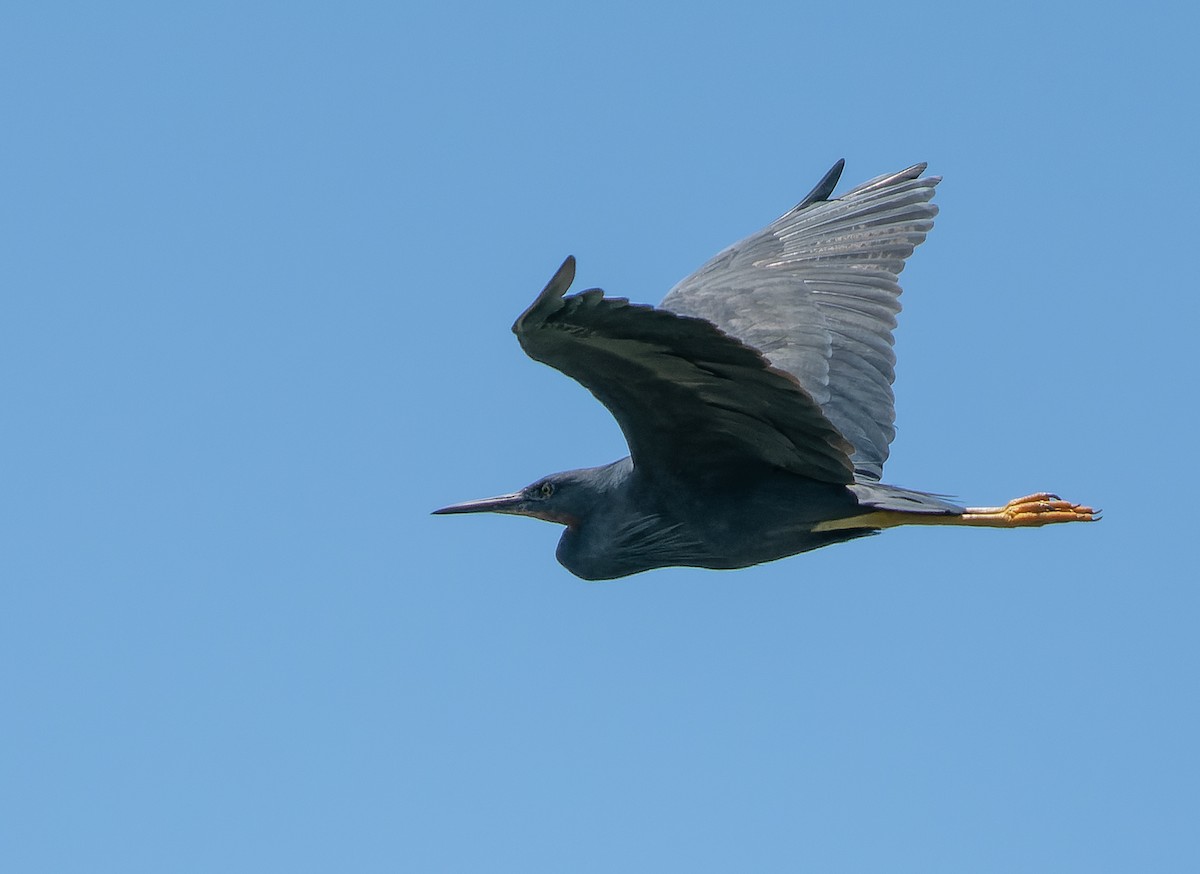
[{"x1": 513, "y1": 257, "x2": 855, "y2": 485}]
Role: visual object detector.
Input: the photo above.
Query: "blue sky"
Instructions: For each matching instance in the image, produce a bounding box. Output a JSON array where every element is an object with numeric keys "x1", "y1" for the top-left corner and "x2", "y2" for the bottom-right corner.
[{"x1": 2, "y1": 2, "x2": 1197, "y2": 871}]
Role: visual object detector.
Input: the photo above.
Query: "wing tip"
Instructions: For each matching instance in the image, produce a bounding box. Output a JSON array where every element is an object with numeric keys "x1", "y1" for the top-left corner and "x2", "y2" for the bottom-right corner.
[
  {"x1": 793, "y1": 159, "x2": 846, "y2": 212},
  {"x1": 843, "y1": 162, "x2": 940, "y2": 198},
  {"x1": 554, "y1": 255, "x2": 577, "y2": 286},
  {"x1": 513, "y1": 255, "x2": 577, "y2": 334},
  {"x1": 790, "y1": 159, "x2": 943, "y2": 215}
]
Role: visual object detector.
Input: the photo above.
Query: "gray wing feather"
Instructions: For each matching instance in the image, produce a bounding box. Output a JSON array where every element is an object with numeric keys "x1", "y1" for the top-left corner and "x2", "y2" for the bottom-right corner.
[
  {"x1": 514, "y1": 257, "x2": 855, "y2": 485},
  {"x1": 661, "y1": 162, "x2": 940, "y2": 481}
]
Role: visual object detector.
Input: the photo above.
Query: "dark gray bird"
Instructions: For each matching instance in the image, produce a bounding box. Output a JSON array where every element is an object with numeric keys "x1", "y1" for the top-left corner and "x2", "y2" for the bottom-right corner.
[{"x1": 434, "y1": 161, "x2": 1096, "y2": 580}]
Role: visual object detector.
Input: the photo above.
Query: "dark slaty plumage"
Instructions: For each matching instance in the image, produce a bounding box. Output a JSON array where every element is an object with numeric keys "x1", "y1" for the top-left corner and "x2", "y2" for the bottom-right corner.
[
  {"x1": 434, "y1": 161, "x2": 1097, "y2": 579},
  {"x1": 514, "y1": 256, "x2": 855, "y2": 485}
]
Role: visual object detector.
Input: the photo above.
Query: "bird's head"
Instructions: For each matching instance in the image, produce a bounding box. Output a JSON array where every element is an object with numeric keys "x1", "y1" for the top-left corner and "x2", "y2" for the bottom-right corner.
[{"x1": 433, "y1": 470, "x2": 594, "y2": 528}]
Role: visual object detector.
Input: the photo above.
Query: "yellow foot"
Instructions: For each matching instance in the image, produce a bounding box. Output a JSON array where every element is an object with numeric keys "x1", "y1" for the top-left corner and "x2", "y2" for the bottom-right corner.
[{"x1": 962, "y1": 492, "x2": 1099, "y2": 527}]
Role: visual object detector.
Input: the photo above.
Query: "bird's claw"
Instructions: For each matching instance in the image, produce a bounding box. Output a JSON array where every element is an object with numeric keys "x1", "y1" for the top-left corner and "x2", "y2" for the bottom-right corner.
[
  {"x1": 960, "y1": 492, "x2": 1098, "y2": 527},
  {"x1": 999, "y1": 493, "x2": 1097, "y2": 526}
]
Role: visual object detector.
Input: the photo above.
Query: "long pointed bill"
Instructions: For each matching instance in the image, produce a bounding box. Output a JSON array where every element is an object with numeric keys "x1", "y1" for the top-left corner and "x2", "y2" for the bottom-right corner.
[{"x1": 432, "y1": 492, "x2": 526, "y2": 516}]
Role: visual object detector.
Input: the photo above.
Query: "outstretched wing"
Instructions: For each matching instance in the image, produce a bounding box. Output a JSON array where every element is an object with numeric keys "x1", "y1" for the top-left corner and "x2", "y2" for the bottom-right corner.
[
  {"x1": 661, "y1": 160, "x2": 940, "y2": 481},
  {"x1": 514, "y1": 257, "x2": 855, "y2": 485}
]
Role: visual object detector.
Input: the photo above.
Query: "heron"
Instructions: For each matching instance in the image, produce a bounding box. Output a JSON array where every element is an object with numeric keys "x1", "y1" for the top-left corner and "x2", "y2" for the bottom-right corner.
[{"x1": 434, "y1": 160, "x2": 1096, "y2": 580}]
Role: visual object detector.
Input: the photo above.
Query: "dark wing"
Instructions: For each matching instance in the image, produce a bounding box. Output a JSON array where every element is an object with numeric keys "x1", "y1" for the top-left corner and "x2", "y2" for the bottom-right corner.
[
  {"x1": 514, "y1": 257, "x2": 855, "y2": 484},
  {"x1": 660, "y1": 161, "x2": 940, "y2": 481}
]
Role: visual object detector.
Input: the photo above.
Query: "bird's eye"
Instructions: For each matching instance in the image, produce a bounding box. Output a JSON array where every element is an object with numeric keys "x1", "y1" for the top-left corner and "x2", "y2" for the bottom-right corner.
[{"x1": 539, "y1": 482, "x2": 554, "y2": 499}]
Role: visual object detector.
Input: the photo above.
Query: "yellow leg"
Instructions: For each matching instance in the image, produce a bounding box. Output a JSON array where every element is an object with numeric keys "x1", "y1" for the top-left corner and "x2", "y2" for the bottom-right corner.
[
  {"x1": 959, "y1": 492, "x2": 1098, "y2": 527},
  {"x1": 813, "y1": 492, "x2": 1099, "y2": 533}
]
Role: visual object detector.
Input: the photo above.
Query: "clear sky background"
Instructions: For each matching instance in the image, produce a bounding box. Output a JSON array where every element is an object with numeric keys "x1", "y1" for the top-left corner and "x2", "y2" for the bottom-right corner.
[{"x1": 3, "y1": 2, "x2": 1197, "y2": 872}]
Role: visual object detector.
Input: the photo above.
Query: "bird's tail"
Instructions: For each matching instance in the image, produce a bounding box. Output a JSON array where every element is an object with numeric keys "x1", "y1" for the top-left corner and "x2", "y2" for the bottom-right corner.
[{"x1": 847, "y1": 482, "x2": 965, "y2": 515}]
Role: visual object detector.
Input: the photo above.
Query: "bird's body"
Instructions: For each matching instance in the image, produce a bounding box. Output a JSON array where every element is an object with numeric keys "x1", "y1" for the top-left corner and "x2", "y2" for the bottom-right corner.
[
  {"x1": 436, "y1": 161, "x2": 1096, "y2": 579},
  {"x1": 545, "y1": 458, "x2": 868, "y2": 580}
]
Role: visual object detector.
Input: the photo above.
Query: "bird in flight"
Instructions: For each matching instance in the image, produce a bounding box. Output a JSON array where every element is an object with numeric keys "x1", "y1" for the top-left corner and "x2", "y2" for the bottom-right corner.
[{"x1": 435, "y1": 161, "x2": 1097, "y2": 579}]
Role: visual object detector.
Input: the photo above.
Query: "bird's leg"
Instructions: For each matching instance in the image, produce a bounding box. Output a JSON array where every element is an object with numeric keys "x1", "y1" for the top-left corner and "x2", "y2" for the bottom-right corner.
[
  {"x1": 813, "y1": 492, "x2": 1098, "y2": 532},
  {"x1": 957, "y1": 492, "x2": 1098, "y2": 527}
]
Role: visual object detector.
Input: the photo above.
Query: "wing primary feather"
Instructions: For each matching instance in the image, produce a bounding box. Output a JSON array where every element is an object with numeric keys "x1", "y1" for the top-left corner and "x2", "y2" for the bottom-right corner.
[
  {"x1": 660, "y1": 161, "x2": 942, "y2": 482},
  {"x1": 513, "y1": 255, "x2": 576, "y2": 334},
  {"x1": 791, "y1": 159, "x2": 845, "y2": 212}
]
